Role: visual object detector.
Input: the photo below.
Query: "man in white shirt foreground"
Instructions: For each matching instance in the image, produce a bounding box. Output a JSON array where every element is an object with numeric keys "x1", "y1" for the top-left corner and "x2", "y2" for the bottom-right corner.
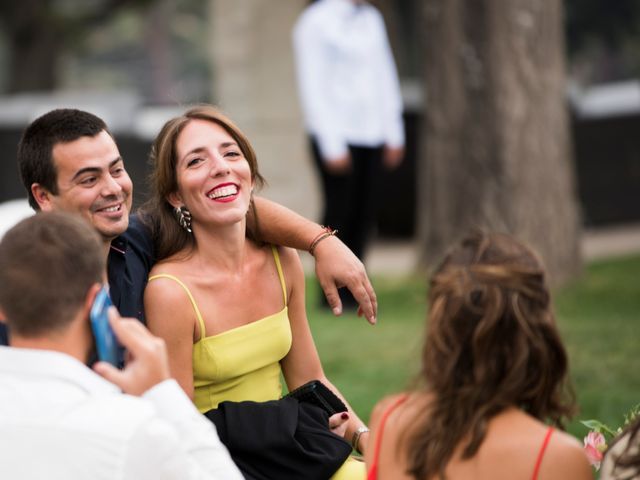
[{"x1": 0, "y1": 211, "x2": 243, "y2": 480}]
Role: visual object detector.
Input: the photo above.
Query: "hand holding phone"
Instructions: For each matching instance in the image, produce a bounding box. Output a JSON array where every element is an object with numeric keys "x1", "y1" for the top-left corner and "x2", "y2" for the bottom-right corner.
[
  {"x1": 90, "y1": 286, "x2": 121, "y2": 367},
  {"x1": 92, "y1": 309, "x2": 172, "y2": 396}
]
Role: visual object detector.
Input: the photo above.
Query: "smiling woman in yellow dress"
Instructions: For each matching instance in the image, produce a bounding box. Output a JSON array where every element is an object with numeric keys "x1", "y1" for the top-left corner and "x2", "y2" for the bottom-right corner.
[{"x1": 141, "y1": 105, "x2": 367, "y2": 479}]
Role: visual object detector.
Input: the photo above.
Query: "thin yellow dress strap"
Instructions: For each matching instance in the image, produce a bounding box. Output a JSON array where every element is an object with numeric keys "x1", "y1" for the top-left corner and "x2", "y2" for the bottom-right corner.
[
  {"x1": 270, "y1": 245, "x2": 287, "y2": 306},
  {"x1": 148, "y1": 273, "x2": 207, "y2": 338}
]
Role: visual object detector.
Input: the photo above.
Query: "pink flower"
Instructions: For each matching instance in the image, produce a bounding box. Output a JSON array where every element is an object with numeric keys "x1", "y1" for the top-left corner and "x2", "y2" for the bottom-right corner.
[{"x1": 583, "y1": 431, "x2": 607, "y2": 470}]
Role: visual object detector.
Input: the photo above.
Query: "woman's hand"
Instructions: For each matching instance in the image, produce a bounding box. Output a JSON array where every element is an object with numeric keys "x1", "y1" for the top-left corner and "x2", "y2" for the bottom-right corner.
[
  {"x1": 248, "y1": 198, "x2": 378, "y2": 323},
  {"x1": 313, "y1": 235, "x2": 377, "y2": 324},
  {"x1": 329, "y1": 411, "x2": 350, "y2": 438}
]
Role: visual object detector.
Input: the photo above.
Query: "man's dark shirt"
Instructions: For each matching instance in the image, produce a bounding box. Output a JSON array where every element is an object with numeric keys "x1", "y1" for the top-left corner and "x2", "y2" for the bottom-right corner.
[
  {"x1": 107, "y1": 215, "x2": 155, "y2": 322},
  {"x1": 0, "y1": 215, "x2": 155, "y2": 346}
]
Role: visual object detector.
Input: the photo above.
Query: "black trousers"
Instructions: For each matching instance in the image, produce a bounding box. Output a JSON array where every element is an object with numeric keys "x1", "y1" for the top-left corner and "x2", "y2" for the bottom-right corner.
[{"x1": 310, "y1": 137, "x2": 383, "y2": 305}]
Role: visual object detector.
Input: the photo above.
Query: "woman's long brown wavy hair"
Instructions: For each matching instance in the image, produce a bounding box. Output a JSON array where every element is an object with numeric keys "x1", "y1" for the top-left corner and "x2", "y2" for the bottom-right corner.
[
  {"x1": 404, "y1": 232, "x2": 576, "y2": 479},
  {"x1": 140, "y1": 105, "x2": 265, "y2": 262}
]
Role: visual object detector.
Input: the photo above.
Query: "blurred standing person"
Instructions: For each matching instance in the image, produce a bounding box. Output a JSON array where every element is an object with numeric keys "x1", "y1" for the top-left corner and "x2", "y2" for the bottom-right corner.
[{"x1": 293, "y1": 0, "x2": 405, "y2": 309}]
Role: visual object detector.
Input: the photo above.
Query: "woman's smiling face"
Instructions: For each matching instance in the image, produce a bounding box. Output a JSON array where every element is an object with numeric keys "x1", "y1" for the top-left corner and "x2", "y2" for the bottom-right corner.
[{"x1": 171, "y1": 119, "x2": 254, "y2": 229}]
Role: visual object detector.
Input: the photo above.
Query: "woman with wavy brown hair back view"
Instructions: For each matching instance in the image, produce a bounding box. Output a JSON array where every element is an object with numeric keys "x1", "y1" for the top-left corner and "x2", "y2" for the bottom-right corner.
[{"x1": 364, "y1": 232, "x2": 592, "y2": 480}]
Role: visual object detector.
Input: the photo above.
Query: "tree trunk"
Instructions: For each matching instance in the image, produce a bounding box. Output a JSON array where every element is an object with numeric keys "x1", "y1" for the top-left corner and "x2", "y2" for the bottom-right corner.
[{"x1": 418, "y1": 0, "x2": 582, "y2": 284}]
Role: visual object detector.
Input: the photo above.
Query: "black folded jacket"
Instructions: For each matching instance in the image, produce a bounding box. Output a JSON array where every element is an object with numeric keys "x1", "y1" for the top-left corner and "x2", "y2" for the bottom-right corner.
[{"x1": 204, "y1": 397, "x2": 352, "y2": 480}]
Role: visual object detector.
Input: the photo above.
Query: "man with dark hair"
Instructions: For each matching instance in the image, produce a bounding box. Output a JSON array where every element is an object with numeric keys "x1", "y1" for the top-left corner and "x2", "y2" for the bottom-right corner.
[
  {"x1": 0, "y1": 211, "x2": 243, "y2": 479},
  {"x1": 18, "y1": 108, "x2": 110, "y2": 212},
  {"x1": 0, "y1": 211, "x2": 104, "y2": 337},
  {"x1": 0, "y1": 107, "x2": 378, "y2": 344},
  {"x1": 9, "y1": 108, "x2": 145, "y2": 347}
]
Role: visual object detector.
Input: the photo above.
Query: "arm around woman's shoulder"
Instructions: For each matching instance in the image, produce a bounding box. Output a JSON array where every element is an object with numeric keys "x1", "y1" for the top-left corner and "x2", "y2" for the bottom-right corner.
[
  {"x1": 144, "y1": 272, "x2": 197, "y2": 399},
  {"x1": 540, "y1": 430, "x2": 593, "y2": 480},
  {"x1": 254, "y1": 198, "x2": 377, "y2": 323}
]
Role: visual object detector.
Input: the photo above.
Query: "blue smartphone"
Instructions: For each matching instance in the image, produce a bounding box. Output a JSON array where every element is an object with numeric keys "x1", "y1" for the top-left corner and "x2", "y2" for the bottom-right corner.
[{"x1": 89, "y1": 286, "x2": 120, "y2": 367}]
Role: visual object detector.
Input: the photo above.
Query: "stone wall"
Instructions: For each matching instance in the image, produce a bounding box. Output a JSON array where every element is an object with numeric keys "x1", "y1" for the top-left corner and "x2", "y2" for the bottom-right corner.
[{"x1": 208, "y1": 0, "x2": 319, "y2": 221}]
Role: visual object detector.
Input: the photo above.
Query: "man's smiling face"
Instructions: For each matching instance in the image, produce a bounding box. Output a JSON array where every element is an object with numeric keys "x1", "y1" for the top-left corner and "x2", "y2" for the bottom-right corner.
[{"x1": 37, "y1": 130, "x2": 133, "y2": 242}]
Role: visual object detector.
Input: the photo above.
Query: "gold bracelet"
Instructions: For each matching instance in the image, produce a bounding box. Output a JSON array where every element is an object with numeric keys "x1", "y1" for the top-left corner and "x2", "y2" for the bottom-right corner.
[
  {"x1": 308, "y1": 226, "x2": 338, "y2": 256},
  {"x1": 351, "y1": 425, "x2": 369, "y2": 454}
]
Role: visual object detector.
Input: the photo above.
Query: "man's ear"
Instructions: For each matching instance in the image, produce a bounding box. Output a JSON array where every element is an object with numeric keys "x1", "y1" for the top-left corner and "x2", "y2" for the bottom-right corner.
[
  {"x1": 0, "y1": 307, "x2": 6, "y2": 323},
  {"x1": 167, "y1": 192, "x2": 183, "y2": 209},
  {"x1": 31, "y1": 183, "x2": 55, "y2": 211},
  {"x1": 82, "y1": 283, "x2": 103, "y2": 321}
]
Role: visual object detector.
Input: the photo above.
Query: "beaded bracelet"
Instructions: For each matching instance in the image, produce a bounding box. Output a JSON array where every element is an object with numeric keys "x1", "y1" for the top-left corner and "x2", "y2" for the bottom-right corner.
[{"x1": 308, "y1": 226, "x2": 338, "y2": 256}]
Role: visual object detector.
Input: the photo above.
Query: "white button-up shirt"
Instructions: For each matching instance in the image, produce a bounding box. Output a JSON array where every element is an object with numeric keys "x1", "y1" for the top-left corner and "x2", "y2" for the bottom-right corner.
[
  {"x1": 0, "y1": 346, "x2": 243, "y2": 480},
  {"x1": 293, "y1": 0, "x2": 405, "y2": 161}
]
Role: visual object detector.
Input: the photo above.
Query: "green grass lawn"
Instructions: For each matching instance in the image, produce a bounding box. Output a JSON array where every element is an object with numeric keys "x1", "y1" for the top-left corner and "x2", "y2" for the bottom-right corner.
[{"x1": 306, "y1": 254, "x2": 640, "y2": 441}]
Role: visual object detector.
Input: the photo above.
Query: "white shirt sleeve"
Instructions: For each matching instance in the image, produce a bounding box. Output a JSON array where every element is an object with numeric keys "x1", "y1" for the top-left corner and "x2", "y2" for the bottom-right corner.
[
  {"x1": 372, "y1": 10, "x2": 405, "y2": 149},
  {"x1": 293, "y1": 13, "x2": 349, "y2": 161},
  {"x1": 121, "y1": 380, "x2": 243, "y2": 480}
]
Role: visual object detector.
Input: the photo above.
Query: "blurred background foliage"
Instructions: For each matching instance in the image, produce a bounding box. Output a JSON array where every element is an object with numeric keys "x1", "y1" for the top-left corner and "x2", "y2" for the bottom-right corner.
[
  {"x1": 566, "y1": 0, "x2": 640, "y2": 82},
  {"x1": 2, "y1": 0, "x2": 640, "y2": 99},
  {"x1": 0, "y1": 0, "x2": 210, "y2": 102}
]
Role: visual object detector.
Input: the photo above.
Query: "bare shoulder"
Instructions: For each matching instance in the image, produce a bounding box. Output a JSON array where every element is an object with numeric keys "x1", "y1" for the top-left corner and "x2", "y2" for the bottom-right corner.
[
  {"x1": 366, "y1": 393, "x2": 423, "y2": 480},
  {"x1": 144, "y1": 263, "x2": 195, "y2": 332},
  {"x1": 540, "y1": 429, "x2": 593, "y2": 480},
  {"x1": 370, "y1": 393, "x2": 421, "y2": 432},
  {"x1": 271, "y1": 245, "x2": 304, "y2": 293},
  {"x1": 273, "y1": 244, "x2": 302, "y2": 271},
  {"x1": 146, "y1": 263, "x2": 189, "y2": 304},
  {"x1": 367, "y1": 394, "x2": 409, "y2": 463},
  {"x1": 477, "y1": 410, "x2": 592, "y2": 480},
  {"x1": 371, "y1": 394, "x2": 408, "y2": 422}
]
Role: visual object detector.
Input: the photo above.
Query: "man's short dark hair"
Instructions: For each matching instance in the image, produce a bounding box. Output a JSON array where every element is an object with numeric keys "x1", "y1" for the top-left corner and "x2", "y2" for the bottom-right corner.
[
  {"x1": 0, "y1": 212, "x2": 104, "y2": 337},
  {"x1": 17, "y1": 109, "x2": 110, "y2": 210}
]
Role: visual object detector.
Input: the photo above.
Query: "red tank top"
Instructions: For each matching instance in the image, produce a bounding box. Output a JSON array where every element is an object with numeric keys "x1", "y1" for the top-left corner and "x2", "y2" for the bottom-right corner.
[
  {"x1": 367, "y1": 398, "x2": 554, "y2": 480},
  {"x1": 531, "y1": 426, "x2": 554, "y2": 480},
  {"x1": 366, "y1": 395, "x2": 408, "y2": 480}
]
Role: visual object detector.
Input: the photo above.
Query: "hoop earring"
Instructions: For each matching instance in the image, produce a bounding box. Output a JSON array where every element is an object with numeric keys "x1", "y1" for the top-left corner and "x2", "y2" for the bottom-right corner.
[{"x1": 174, "y1": 206, "x2": 192, "y2": 233}]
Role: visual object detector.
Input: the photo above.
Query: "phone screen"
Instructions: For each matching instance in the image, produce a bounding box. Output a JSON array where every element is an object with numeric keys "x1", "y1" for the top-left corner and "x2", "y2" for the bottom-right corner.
[{"x1": 89, "y1": 286, "x2": 120, "y2": 367}]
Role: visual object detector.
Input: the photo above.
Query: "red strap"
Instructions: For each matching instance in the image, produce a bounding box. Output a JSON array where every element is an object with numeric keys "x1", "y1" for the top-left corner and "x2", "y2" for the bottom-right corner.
[
  {"x1": 366, "y1": 395, "x2": 409, "y2": 480},
  {"x1": 531, "y1": 426, "x2": 554, "y2": 480}
]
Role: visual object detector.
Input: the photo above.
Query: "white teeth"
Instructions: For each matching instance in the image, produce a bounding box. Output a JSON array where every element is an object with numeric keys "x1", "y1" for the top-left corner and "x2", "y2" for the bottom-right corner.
[
  {"x1": 103, "y1": 205, "x2": 120, "y2": 212},
  {"x1": 208, "y1": 185, "x2": 238, "y2": 199}
]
